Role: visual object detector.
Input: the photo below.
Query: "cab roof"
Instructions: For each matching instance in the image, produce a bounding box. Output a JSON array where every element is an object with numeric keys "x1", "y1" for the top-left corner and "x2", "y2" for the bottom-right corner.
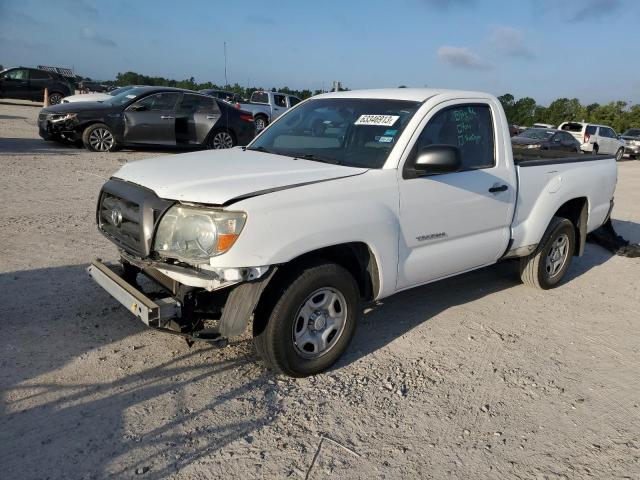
[{"x1": 316, "y1": 88, "x2": 493, "y2": 103}]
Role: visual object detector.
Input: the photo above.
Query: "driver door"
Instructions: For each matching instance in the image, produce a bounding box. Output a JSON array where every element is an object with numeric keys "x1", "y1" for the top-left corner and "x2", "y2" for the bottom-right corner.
[
  {"x1": 0, "y1": 68, "x2": 30, "y2": 99},
  {"x1": 123, "y1": 92, "x2": 181, "y2": 145}
]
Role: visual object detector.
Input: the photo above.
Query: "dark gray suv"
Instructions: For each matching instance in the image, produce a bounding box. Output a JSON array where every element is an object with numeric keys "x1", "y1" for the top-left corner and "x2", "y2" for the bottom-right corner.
[{"x1": 0, "y1": 67, "x2": 74, "y2": 104}]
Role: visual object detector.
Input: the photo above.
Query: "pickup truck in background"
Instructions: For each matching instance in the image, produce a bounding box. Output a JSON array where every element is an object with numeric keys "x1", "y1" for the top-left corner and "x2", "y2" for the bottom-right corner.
[
  {"x1": 235, "y1": 90, "x2": 301, "y2": 130},
  {"x1": 88, "y1": 88, "x2": 617, "y2": 377}
]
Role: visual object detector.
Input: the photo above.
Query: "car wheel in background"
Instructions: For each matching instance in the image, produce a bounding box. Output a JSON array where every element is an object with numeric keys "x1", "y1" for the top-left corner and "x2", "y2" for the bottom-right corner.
[
  {"x1": 615, "y1": 148, "x2": 624, "y2": 161},
  {"x1": 519, "y1": 216, "x2": 575, "y2": 290},
  {"x1": 82, "y1": 123, "x2": 117, "y2": 152},
  {"x1": 253, "y1": 261, "x2": 360, "y2": 377},
  {"x1": 48, "y1": 92, "x2": 64, "y2": 105},
  {"x1": 206, "y1": 129, "x2": 235, "y2": 149},
  {"x1": 254, "y1": 116, "x2": 268, "y2": 131}
]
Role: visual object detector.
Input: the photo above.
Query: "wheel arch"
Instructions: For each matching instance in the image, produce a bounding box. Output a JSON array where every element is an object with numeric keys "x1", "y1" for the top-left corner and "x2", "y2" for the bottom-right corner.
[{"x1": 553, "y1": 196, "x2": 589, "y2": 256}]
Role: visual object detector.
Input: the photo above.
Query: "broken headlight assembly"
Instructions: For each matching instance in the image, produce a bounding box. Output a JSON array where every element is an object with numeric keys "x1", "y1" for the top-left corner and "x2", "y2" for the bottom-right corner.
[
  {"x1": 49, "y1": 113, "x2": 77, "y2": 123},
  {"x1": 153, "y1": 205, "x2": 247, "y2": 265}
]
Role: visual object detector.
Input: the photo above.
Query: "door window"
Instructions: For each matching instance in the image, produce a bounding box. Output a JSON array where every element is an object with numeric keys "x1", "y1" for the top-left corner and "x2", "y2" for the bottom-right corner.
[
  {"x1": 30, "y1": 70, "x2": 51, "y2": 80},
  {"x1": 289, "y1": 96, "x2": 301, "y2": 107},
  {"x1": 3, "y1": 69, "x2": 29, "y2": 80},
  {"x1": 131, "y1": 92, "x2": 180, "y2": 111},
  {"x1": 586, "y1": 125, "x2": 597, "y2": 136},
  {"x1": 414, "y1": 104, "x2": 495, "y2": 171},
  {"x1": 274, "y1": 94, "x2": 287, "y2": 108}
]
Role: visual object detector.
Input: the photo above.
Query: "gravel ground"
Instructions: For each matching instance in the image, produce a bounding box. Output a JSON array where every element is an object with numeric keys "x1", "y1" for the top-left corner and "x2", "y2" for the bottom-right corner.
[{"x1": 1, "y1": 99, "x2": 639, "y2": 480}]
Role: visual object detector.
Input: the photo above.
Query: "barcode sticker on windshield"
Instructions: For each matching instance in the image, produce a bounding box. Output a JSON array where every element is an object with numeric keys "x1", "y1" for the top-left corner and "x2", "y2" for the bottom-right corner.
[{"x1": 355, "y1": 115, "x2": 399, "y2": 126}]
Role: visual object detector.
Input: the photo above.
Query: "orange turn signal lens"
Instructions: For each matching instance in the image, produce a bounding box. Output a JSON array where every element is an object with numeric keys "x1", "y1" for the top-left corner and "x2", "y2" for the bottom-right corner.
[{"x1": 217, "y1": 233, "x2": 240, "y2": 252}]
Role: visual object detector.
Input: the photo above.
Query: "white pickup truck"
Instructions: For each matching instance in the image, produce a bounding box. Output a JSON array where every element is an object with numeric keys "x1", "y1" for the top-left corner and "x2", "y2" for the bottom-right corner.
[{"x1": 88, "y1": 88, "x2": 617, "y2": 377}]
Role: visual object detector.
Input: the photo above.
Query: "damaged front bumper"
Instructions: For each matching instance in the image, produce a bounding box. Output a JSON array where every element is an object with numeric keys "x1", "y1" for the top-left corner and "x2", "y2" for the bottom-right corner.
[
  {"x1": 38, "y1": 112, "x2": 81, "y2": 141},
  {"x1": 87, "y1": 257, "x2": 275, "y2": 345}
]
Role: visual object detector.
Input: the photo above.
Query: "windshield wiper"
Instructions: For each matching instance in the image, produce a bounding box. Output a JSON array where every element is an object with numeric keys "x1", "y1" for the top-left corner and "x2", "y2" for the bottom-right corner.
[
  {"x1": 294, "y1": 153, "x2": 341, "y2": 165},
  {"x1": 249, "y1": 146, "x2": 275, "y2": 154}
]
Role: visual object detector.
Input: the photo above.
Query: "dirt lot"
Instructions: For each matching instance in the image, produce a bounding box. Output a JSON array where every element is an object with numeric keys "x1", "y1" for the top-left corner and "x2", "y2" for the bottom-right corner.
[{"x1": 1, "y1": 99, "x2": 639, "y2": 480}]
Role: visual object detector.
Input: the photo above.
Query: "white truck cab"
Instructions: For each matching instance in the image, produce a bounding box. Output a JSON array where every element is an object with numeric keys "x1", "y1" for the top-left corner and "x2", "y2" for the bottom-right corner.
[{"x1": 88, "y1": 88, "x2": 617, "y2": 377}]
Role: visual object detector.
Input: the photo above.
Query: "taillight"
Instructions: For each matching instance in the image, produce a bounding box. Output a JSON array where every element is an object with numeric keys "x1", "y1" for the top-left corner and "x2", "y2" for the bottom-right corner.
[
  {"x1": 240, "y1": 114, "x2": 254, "y2": 122},
  {"x1": 584, "y1": 133, "x2": 590, "y2": 143}
]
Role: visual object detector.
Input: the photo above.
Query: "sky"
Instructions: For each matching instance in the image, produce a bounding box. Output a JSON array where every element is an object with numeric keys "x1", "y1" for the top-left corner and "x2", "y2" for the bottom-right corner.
[{"x1": 1, "y1": 0, "x2": 639, "y2": 105}]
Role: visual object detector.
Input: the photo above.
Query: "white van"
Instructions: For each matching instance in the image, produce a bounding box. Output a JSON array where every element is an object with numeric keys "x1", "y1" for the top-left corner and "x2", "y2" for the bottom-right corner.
[{"x1": 558, "y1": 121, "x2": 625, "y2": 160}]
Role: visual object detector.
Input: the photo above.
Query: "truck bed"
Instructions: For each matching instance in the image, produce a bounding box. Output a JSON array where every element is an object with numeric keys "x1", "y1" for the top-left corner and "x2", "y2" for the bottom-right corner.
[{"x1": 510, "y1": 150, "x2": 617, "y2": 251}]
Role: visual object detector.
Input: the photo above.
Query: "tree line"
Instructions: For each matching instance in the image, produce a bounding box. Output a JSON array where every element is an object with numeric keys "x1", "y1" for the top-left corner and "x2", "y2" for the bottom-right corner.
[
  {"x1": 105, "y1": 72, "x2": 640, "y2": 131},
  {"x1": 108, "y1": 71, "x2": 320, "y2": 101},
  {"x1": 498, "y1": 93, "x2": 640, "y2": 132}
]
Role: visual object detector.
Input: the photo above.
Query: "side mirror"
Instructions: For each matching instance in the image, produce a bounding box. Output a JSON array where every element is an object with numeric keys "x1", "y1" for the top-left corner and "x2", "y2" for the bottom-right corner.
[
  {"x1": 130, "y1": 104, "x2": 148, "y2": 112},
  {"x1": 410, "y1": 145, "x2": 462, "y2": 177}
]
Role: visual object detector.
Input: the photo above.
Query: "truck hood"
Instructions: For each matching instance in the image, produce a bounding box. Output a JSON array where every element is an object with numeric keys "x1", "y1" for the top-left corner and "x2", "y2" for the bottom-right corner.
[{"x1": 113, "y1": 147, "x2": 368, "y2": 205}]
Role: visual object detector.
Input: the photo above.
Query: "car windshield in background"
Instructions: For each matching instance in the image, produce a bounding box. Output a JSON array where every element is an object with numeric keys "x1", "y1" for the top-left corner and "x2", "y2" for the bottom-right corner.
[
  {"x1": 106, "y1": 87, "x2": 150, "y2": 106},
  {"x1": 623, "y1": 129, "x2": 640, "y2": 136},
  {"x1": 108, "y1": 86, "x2": 134, "y2": 96},
  {"x1": 519, "y1": 129, "x2": 554, "y2": 140},
  {"x1": 248, "y1": 98, "x2": 421, "y2": 168}
]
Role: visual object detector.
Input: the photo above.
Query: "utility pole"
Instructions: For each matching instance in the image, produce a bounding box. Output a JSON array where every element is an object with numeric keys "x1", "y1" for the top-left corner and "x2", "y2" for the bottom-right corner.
[{"x1": 223, "y1": 42, "x2": 228, "y2": 87}]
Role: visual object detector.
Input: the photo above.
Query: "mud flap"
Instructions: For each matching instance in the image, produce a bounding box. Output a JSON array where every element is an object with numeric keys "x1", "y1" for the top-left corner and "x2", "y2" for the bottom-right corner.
[{"x1": 218, "y1": 268, "x2": 277, "y2": 337}]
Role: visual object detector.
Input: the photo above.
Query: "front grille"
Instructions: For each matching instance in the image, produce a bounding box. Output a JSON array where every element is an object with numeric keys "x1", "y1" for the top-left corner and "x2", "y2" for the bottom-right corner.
[{"x1": 97, "y1": 179, "x2": 174, "y2": 257}]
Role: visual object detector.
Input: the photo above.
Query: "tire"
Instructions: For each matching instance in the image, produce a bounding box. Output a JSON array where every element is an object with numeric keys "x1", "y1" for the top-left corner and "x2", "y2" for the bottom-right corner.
[
  {"x1": 82, "y1": 123, "x2": 117, "y2": 152},
  {"x1": 615, "y1": 148, "x2": 624, "y2": 161},
  {"x1": 254, "y1": 116, "x2": 268, "y2": 131},
  {"x1": 48, "y1": 92, "x2": 64, "y2": 105},
  {"x1": 206, "y1": 129, "x2": 235, "y2": 149},
  {"x1": 253, "y1": 262, "x2": 360, "y2": 377},
  {"x1": 519, "y1": 216, "x2": 575, "y2": 290}
]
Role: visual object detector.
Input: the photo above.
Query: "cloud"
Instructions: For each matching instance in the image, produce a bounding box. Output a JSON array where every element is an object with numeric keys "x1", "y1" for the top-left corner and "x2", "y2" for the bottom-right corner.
[
  {"x1": 437, "y1": 46, "x2": 492, "y2": 70},
  {"x1": 246, "y1": 14, "x2": 276, "y2": 25},
  {"x1": 420, "y1": 0, "x2": 473, "y2": 10},
  {"x1": 490, "y1": 26, "x2": 534, "y2": 59},
  {"x1": 61, "y1": 0, "x2": 98, "y2": 17},
  {"x1": 566, "y1": 0, "x2": 622, "y2": 21},
  {"x1": 81, "y1": 27, "x2": 117, "y2": 48}
]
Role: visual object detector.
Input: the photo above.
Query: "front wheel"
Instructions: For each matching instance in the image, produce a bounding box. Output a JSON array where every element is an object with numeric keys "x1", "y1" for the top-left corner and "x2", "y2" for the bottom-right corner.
[
  {"x1": 254, "y1": 116, "x2": 268, "y2": 131},
  {"x1": 615, "y1": 148, "x2": 624, "y2": 161},
  {"x1": 253, "y1": 262, "x2": 360, "y2": 377},
  {"x1": 82, "y1": 123, "x2": 117, "y2": 152},
  {"x1": 519, "y1": 216, "x2": 575, "y2": 289}
]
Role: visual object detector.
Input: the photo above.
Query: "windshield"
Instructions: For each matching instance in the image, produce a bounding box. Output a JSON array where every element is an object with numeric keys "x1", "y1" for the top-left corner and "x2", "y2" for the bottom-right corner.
[
  {"x1": 248, "y1": 98, "x2": 421, "y2": 168},
  {"x1": 106, "y1": 87, "x2": 150, "y2": 106},
  {"x1": 623, "y1": 129, "x2": 640, "y2": 136},
  {"x1": 519, "y1": 128, "x2": 555, "y2": 140},
  {"x1": 108, "y1": 86, "x2": 134, "y2": 96}
]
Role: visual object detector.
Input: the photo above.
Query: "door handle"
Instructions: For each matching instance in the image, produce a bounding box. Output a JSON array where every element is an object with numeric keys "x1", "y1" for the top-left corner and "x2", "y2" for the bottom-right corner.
[
  {"x1": 488, "y1": 184, "x2": 508, "y2": 193},
  {"x1": 160, "y1": 115, "x2": 175, "y2": 120}
]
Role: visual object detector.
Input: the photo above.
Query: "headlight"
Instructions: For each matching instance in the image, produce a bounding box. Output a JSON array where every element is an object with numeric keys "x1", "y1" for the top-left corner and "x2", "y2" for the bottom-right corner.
[
  {"x1": 153, "y1": 205, "x2": 246, "y2": 264},
  {"x1": 49, "y1": 113, "x2": 77, "y2": 123},
  {"x1": 632, "y1": 140, "x2": 640, "y2": 146},
  {"x1": 526, "y1": 144, "x2": 541, "y2": 149}
]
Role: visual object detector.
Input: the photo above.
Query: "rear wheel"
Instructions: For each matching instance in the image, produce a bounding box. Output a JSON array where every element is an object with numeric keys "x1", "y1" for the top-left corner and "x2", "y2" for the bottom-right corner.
[
  {"x1": 253, "y1": 262, "x2": 360, "y2": 377},
  {"x1": 48, "y1": 91, "x2": 64, "y2": 105},
  {"x1": 82, "y1": 123, "x2": 117, "y2": 152},
  {"x1": 615, "y1": 147, "x2": 624, "y2": 161},
  {"x1": 254, "y1": 116, "x2": 268, "y2": 131},
  {"x1": 519, "y1": 216, "x2": 575, "y2": 290},
  {"x1": 206, "y1": 129, "x2": 235, "y2": 149}
]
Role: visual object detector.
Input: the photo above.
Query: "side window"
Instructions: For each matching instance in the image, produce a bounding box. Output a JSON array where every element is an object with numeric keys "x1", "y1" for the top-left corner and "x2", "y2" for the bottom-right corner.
[
  {"x1": 551, "y1": 134, "x2": 562, "y2": 143},
  {"x1": 131, "y1": 92, "x2": 180, "y2": 111},
  {"x1": 274, "y1": 94, "x2": 287, "y2": 108},
  {"x1": 177, "y1": 94, "x2": 201, "y2": 113},
  {"x1": 586, "y1": 125, "x2": 597, "y2": 136},
  {"x1": 4, "y1": 69, "x2": 29, "y2": 80},
  {"x1": 30, "y1": 70, "x2": 51, "y2": 80},
  {"x1": 289, "y1": 96, "x2": 301, "y2": 107},
  {"x1": 414, "y1": 104, "x2": 495, "y2": 171},
  {"x1": 562, "y1": 132, "x2": 574, "y2": 142},
  {"x1": 196, "y1": 96, "x2": 219, "y2": 114}
]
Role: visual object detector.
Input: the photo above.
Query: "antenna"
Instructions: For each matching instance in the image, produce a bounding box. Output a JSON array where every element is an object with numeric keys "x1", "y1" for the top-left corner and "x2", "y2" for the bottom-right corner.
[{"x1": 223, "y1": 42, "x2": 228, "y2": 87}]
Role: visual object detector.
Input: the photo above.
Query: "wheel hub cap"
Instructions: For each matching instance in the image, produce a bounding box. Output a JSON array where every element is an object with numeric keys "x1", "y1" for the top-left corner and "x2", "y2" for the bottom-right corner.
[
  {"x1": 545, "y1": 234, "x2": 569, "y2": 277},
  {"x1": 292, "y1": 288, "x2": 347, "y2": 359}
]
